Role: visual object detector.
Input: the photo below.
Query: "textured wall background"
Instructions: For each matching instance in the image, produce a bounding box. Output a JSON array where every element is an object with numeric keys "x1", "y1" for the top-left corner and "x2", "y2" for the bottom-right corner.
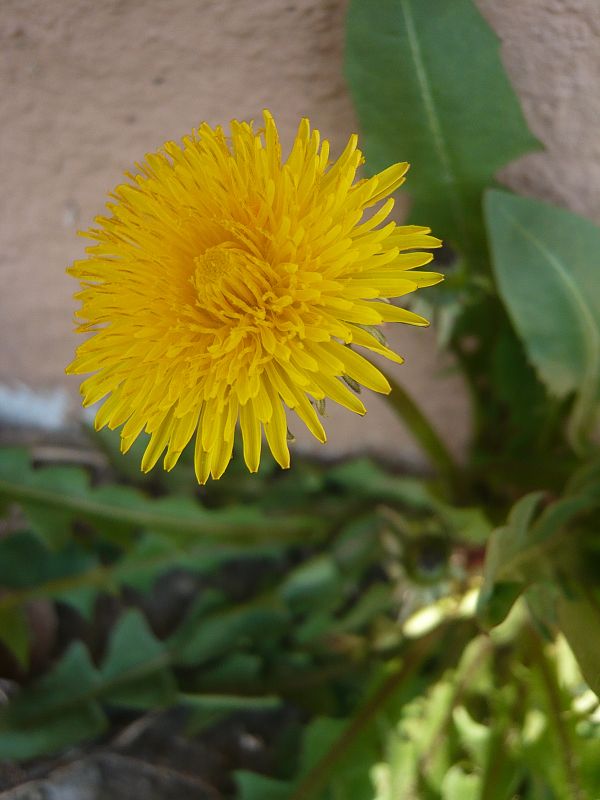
[{"x1": 1, "y1": 0, "x2": 598, "y2": 460}]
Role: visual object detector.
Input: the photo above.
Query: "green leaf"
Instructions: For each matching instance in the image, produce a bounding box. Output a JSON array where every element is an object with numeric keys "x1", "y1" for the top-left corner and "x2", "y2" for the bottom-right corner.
[
  {"x1": 479, "y1": 473, "x2": 600, "y2": 627},
  {"x1": 171, "y1": 594, "x2": 289, "y2": 667},
  {"x1": 441, "y1": 766, "x2": 480, "y2": 800},
  {"x1": 327, "y1": 459, "x2": 433, "y2": 509},
  {"x1": 236, "y1": 771, "x2": 291, "y2": 800},
  {"x1": 477, "y1": 492, "x2": 546, "y2": 627},
  {"x1": 0, "y1": 614, "x2": 175, "y2": 758},
  {"x1": 280, "y1": 555, "x2": 341, "y2": 611},
  {"x1": 0, "y1": 448, "x2": 317, "y2": 547},
  {"x1": 0, "y1": 531, "x2": 99, "y2": 617},
  {"x1": 0, "y1": 606, "x2": 29, "y2": 667},
  {"x1": 452, "y1": 707, "x2": 490, "y2": 769},
  {"x1": 557, "y1": 588, "x2": 600, "y2": 697},
  {"x1": 100, "y1": 609, "x2": 175, "y2": 709},
  {"x1": 345, "y1": 0, "x2": 538, "y2": 258},
  {"x1": 181, "y1": 692, "x2": 280, "y2": 713},
  {"x1": 0, "y1": 642, "x2": 105, "y2": 759},
  {"x1": 485, "y1": 189, "x2": 600, "y2": 450}
]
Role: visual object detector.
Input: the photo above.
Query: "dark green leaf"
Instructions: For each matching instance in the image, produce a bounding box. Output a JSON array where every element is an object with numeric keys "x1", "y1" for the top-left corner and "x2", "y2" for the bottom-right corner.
[
  {"x1": 0, "y1": 448, "x2": 317, "y2": 547},
  {"x1": 327, "y1": 459, "x2": 433, "y2": 508},
  {"x1": 171, "y1": 594, "x2": 289, "y2": 667},
  {"x1": 479, "y1": 474, "x2": 600, "y2": 627},
  {"x1": 0, "y1": 643, "x2": 105, "y2": 759},
  {"x1": 236, "y1": 771, "x2": 291, "y2": 800},
  {"x1": 100, "y1": 609, "x2": 175, "y2": 709},
  {"x1": 0, "y1": 531, "x2": 99, "y2": 618},
  {"x1": 345, "y1": 0, "x2": 538, "y2": 257},
  {"x1": 180, "y1": 692, "x2": 280, "y2": 713},
  {"x1": 485, "y1": 189, "x2": 600, "y2": 450},
  {"x1": 477, "y1": 492, "x2": 546, "y2": 627},
  {"x1": 280, "y1": 556, "x2": 341, "y2": 611}
]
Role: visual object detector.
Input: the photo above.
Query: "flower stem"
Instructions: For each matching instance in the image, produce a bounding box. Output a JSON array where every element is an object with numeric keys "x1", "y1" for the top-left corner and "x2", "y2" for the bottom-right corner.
[{"x1": 383, "y1": 372, "x2": 461, "y2": 495}]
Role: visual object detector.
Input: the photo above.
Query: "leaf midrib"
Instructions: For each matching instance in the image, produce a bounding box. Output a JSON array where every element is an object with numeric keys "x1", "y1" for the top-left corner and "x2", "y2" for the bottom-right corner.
[
  {"x1": 498, "y1": 206, "x2": 600, "y2": 440},
  {"x1": 0, "y1": 478, "x2": 314, "y2": 540},
  {"x1": 399, "y1": 0, "x2": 467, "y2": 241}
]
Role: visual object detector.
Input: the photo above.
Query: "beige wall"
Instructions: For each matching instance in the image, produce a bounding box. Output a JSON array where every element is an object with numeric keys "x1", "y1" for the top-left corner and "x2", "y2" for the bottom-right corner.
[{"x1": 1, "y1": 0, "x2": 598, "y2": 460}]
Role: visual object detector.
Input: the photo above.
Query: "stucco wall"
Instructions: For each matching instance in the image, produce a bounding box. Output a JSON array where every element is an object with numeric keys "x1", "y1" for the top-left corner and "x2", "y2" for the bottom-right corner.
[{"x1": 1, "y1": 0, "x2": 598, "y2": 460}]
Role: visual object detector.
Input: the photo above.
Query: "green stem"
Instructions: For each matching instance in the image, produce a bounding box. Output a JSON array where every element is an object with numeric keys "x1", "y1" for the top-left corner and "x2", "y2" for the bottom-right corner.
[
  {"x1": 383, "y1": 372, "x2": 462, "y2": 495},
  {"x1": 289, "y1": 620, "x2": 474, "y2": 800},
  {"x1": 529, "y1": 624, "x2": 586, "y2": 800}
]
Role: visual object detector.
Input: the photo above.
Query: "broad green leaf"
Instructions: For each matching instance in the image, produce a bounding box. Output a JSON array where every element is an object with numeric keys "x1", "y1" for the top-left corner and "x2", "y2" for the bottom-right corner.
[
  {"x1": 485, "y1": 189, "x2": 600, "y2": 450},
  {"x1": 345, "y1": 0, "x2": 538, "y2": 258},
  {"x1": 100, "y1": 609, "x2": 175, "y2": 709}
]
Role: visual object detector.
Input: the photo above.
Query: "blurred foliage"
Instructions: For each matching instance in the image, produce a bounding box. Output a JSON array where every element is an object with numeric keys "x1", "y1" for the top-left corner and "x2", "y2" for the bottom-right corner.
[{"x1": 1, "y1": 0, "x2": 600, "y2": 797}]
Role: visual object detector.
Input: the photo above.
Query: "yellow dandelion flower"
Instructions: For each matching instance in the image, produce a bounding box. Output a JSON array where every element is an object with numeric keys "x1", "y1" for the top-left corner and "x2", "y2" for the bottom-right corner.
[{"x1": 67, "y1": 111, "x2": 442, "y2": 483}]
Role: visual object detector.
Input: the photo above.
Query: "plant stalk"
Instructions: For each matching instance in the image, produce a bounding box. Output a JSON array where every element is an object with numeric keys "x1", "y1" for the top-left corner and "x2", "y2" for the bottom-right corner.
[{"x1": 383, "y1": 372, "x2": 462, "y2": 496}]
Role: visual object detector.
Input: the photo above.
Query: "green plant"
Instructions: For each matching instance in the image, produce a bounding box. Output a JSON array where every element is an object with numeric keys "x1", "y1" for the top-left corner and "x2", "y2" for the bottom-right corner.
[{"x1": 2, "y1": 0, "x2": 600, "y2": 796}]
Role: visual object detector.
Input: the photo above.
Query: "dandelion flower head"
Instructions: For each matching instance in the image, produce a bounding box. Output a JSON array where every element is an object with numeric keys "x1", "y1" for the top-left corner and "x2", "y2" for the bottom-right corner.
[{"x1": 67, "y1": 111, "x2": 442, "y2": 482}]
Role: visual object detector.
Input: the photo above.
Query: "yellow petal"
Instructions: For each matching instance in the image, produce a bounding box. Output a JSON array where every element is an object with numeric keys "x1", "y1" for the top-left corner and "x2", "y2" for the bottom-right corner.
[{"x1": 240, "y1": 400, "x2": 262, "y2": 473}]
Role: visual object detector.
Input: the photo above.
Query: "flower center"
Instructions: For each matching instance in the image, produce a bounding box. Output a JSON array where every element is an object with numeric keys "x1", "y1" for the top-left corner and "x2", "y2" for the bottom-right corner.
[{"x1": 193, "y1": 246, "x2": 234, "y2": 288}]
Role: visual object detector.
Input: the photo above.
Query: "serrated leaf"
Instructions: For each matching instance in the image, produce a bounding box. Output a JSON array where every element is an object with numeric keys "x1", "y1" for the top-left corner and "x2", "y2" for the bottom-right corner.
[
  {"x1": 0, "y1": 531, "x2": 97, "y2": 589},
  {"x1": 0, "y1": 613, "x2": 177, "y2": 758},
  {"x1": 479, "y1": 476, "x2": 600, "y2": 628},
  {"x1": 0, "y1": 642, "x2": 105, "y2": 759},
  {"x1": 100, "y1": 609, "x2": 175, "y2": 709},
  {"x1": 327, "y1": 459, "x2": 433, "y2": 508},
  {"x1": 0, "y1": 531, "x2": 99, "y2": 619},
  {"x1": 171, "y1": 593, "x2": 289, "y2": 667},
  {"x1": 331, "y1": 583, "x2": 392, "y2": 636},
  {"x1": 345, "y1": 0, "x2": 538, "y2": 258},
  {"x1": 477, "y1": 492, "x2": 546, "y2": 627},
  {"x1": 0, "y1": 448, "x2": 317, "y2": 546},
  {"x1": 485, "y1": 189, "x2": 600, "y2": 450},
  {"x1": 280, "y1": 555, "x2": 341, "y2": 611}
]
